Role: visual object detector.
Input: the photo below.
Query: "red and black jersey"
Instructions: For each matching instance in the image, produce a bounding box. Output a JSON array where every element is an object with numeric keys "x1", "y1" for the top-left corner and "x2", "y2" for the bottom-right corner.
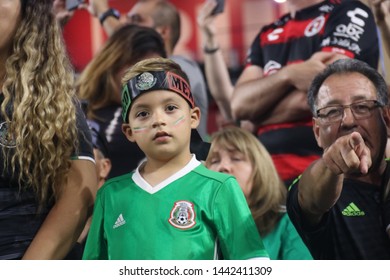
[{"x1": 246, "y1": 0, "x2": 379, "y2": 184}]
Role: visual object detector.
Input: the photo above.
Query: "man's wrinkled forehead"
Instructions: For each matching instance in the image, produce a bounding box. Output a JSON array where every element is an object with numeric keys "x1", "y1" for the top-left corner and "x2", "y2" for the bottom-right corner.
[{"x1": 316, "y1": 72, "x2": 377, "y2": 106}]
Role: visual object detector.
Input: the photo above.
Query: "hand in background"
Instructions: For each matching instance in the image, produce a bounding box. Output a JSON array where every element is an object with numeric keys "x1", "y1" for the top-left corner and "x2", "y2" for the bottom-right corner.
[
  {"x1": 197, "y1": 0, "x2": 220, "y2": 48},
  {"x1": 86, "y1": 0, "x2": 110, "y2": 17},
  {"x1": 285, "y1": 52, "x2": 337, "y2": 92},
  {"x1": 53, "y1": 0, "x2": 74, "y2": 27},
  {"x1": 368, "y1": 0, "x2": 390, "y2": 25}
]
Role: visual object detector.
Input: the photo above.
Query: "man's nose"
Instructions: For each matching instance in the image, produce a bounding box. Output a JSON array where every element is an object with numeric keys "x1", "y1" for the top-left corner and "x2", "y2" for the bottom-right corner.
[{"x1": 341, "y1": 107, "x2": 356, "y2": 125}]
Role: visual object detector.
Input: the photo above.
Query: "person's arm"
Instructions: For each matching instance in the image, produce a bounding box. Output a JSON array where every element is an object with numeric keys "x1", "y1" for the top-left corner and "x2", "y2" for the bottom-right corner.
[
  {"x1": 368, "y1": 0, "x2": 390, "y2": 57},
  {"x1": 22, "y1": 160, "x2": 97, "y2": 259},
  {"x1": 231, "y1": 51, "x2": 337, "y2": 122},
  {"x1": 297, "y1": 132, "x2": 371, "y2": 225},
  {"x1": 88, "y1": 0, "x2": 122, "y2": 36},
  {"x1": 259, "y1": 89, "x2": 311, "y2": 125},
  {"x1": 197, "y1": 0, "x2": 234, "y2": 121}
]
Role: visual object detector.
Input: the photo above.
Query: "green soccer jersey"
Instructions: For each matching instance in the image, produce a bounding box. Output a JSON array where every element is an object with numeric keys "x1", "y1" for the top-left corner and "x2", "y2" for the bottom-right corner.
[
  {"x1": 262, "y1": 212, "x2": 312, "y2": 260},
  {"x1": 83, "y1": 156, "x2": 269, "y2": 260}
]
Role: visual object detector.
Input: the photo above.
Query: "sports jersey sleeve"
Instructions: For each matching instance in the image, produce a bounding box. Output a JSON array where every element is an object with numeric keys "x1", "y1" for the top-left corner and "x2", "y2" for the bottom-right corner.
[
  {"x1": 320, "y1": 0, "x2": 379, "y2": 68},
  {"x1": 73, "y1": 101, "x2": 94, "y2": 163},
  {"x1": 245, "y1": 30, "x2": 264, "y2": 68},
  {"x1": 82, "y1": 189, "x2": 108, "y2": 260},
  {"x1": 213, "y1": 177, "x2": 269, "y2": 260}
]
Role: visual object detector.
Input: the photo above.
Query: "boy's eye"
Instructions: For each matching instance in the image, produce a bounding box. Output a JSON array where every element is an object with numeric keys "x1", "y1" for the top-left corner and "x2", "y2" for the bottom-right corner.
[
  {"x1": 136, "y1": 111, "x2": 149, "y2": 118},
  {"x1": 166, "y1": 105, "x2": 178, "y2": 112},
  {"x1": 210, "y1": 158, "x2": 220, "y2": 165}
]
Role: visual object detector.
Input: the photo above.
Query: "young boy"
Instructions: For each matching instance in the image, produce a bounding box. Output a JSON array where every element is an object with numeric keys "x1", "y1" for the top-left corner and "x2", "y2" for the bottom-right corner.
[{"x1": 82, "y1": 57, "x2": 269, "y2": 260}]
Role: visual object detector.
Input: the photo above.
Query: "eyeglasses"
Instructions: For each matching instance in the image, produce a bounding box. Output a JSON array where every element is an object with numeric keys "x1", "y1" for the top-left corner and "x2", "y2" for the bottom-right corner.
[{"x1": 316, "y1": 100, "x2": 383, "y2": 124}]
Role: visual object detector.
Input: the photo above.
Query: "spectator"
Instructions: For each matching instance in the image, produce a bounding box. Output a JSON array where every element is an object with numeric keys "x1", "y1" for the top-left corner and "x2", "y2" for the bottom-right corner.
[
  {"x1": 88, "y1": 121, "x2": 112, "y2": 189},
  {"x1": 287, "y1": 59, "x2": 390, "y2": 259},
  {"x1": 0, "y1": 0, "x2": 97, "y2": 259},
  {"x1": 367, "y1": 0, "x2": 390, "y2": 158},
  {"x1": 199, "y1": 0, "x2": 379, "y2": 186},
  {"x1": 206, "y1": 126, "x2": 312, "y2": 259},
  {"x1": 87, "y1": 0, "x2": 209, "y2": 140},
  {"x1": 64, "y1": 121, "x2": 112, "y2": 259},
  {"x1": 197, "y1": 0, "x2": 235, "y2": 125},
  {"x1": 83, "y1": 57, "x2": 269, "y2": 260},
  {"x1": 77, "y1": 24, "x2": 166, "y2": 177}
]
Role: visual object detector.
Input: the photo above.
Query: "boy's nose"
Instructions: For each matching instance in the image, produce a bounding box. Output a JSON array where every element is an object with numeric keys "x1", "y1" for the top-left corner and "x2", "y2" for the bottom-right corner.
[{"x1": 152, "y1": 111, "x2": 166, "y2": 127}]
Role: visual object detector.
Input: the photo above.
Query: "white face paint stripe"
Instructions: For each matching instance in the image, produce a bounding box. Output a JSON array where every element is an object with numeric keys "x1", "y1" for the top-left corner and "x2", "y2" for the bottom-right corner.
[
  {"x1": 173, "y1": 116, "x2": 185, "y2": 126},
  {"x1": 132, "y1": 126, "x2": 149, "y2": 133}
]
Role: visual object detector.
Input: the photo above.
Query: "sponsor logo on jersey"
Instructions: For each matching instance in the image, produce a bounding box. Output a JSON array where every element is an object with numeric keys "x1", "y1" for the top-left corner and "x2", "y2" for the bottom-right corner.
[
  {"x1": 305, "y1": 15, "x2": 325, "y2": 37},
  {"x1": 267, "y1": 28, "x2": 284, "y2": 41},
  {"x1": 263, "y1": 60, "x2": 282, "y2": 76},
  {"x1": 341, "y1": 202, "x2": 365, "y2": 216},
  {"x1": 321, "y1": 37, "x2": 362, "y2": 55},
  {"x1": 0, "y1": 121, "x2": 16, "y2": 148},
  {"x1": 113, "y1": 213, "x2": 126, "y2": 229},
  {"x1": 319, "y1": 4, "x2": 333, "y2": 13},
  {"x1": 333, "y1": 8, "x2": 368, "y2": 42},
  {"x1": 168, "y1": 200, "x2": 196, "y2": 229}
]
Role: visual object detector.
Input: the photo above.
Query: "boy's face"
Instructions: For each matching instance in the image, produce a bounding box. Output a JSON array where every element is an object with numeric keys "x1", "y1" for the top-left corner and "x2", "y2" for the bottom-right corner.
[{"x1": 122, "y1": 90, "x2": 200, "y2": 161}]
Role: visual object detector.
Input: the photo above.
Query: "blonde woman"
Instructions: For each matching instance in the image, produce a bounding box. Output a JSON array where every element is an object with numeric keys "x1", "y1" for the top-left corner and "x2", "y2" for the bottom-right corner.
[
  {"x1": 206, "y1": 126, "x2": 312, "y2": 259},
  {"x1": 0, "y1": 0, "x2": 97, "y2": 259}
]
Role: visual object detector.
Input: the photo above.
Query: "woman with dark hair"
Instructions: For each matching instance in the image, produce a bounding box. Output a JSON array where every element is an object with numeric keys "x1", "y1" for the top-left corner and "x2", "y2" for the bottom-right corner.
[
  {"x1": 77, "y1": 24, "x2": 167, "y2": 177},
  {"x1": 0, "y1": 0, "x2": 97, "y2": 259}
]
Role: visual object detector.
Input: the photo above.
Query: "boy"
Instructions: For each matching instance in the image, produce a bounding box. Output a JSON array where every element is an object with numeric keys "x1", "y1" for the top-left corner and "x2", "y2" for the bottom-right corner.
[{"x1": 83, "y1": 57, "x2": 269, "y2": 260}]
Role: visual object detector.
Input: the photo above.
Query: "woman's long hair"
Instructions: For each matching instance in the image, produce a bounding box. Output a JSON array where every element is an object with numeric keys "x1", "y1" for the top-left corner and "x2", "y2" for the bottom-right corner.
[
  {"x1": 77, "y1": 24, "x2": 166, "y2": 119},
  {"x1": 1, "y1": 0, "x2": 78, "y2": 208},
  {"x1": 206, "y1": 127, "x2": 286, "y2": 236}
]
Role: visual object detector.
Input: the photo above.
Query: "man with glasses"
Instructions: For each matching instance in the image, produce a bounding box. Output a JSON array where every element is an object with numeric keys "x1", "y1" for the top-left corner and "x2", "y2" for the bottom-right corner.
[{"x1": 287, "y1": 59, "x2": 390, "y2": 259}]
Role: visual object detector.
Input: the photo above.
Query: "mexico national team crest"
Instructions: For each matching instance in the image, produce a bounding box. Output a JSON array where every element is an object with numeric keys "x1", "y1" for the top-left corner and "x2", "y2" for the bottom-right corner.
[
  {"x1": 168, "y1": 200, "x2": 196, "y2": 229},
  {"x1": 135, "y1": 72, "x2": 157, "y2": 91}
]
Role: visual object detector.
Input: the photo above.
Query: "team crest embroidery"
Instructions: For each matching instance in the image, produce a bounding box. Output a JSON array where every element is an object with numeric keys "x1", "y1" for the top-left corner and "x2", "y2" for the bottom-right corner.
[
  {"x1": 135, "y1": 72, "x2": 157, "y2": 91},
  {"x1": 168, "y1": 200, "x2": 196, "y2": 229},
  {"x1": 0, "y1": 122, "x2": 16, "y2": 148},
  {"x1": 304, "y1": 15, "x2": 325, "y2": 37}
]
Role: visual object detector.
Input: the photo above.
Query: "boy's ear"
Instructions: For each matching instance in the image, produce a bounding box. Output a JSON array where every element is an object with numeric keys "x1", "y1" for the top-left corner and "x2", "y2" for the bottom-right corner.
[
  {"x1": 190, "y1": 107, "x2": 201, "y2": 130},
  {"x1": 122, "y1": 123, "x2": 136, "y2": 142}
]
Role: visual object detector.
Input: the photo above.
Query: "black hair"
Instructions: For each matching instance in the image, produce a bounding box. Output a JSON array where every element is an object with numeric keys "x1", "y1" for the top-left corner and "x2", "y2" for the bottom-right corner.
[{"x1": 308, "y1": 59, "x2": 388, "y2": 116}]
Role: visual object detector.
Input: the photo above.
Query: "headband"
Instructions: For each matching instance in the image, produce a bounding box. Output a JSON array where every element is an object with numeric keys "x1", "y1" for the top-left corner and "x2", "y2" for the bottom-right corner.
[{"x1": 121, "y1": 71, "x2": 195, "y2": 122}]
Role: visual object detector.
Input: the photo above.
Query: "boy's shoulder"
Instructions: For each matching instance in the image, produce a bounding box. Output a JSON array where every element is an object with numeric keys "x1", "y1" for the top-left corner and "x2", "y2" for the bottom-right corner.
[
  {"x1": 98, "y1": 172, "x2": 135, "y2": 193},
  {"x1": 193, "y1": 164, "x2": 234, "y2": 183}
]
